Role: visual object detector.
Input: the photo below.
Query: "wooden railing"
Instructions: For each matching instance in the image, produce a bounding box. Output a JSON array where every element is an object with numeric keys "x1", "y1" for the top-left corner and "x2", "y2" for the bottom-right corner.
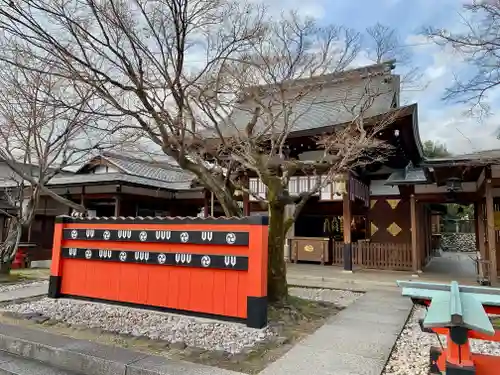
[{"x1": 332, "y1": 241, "x2": 412, "y2": 271}]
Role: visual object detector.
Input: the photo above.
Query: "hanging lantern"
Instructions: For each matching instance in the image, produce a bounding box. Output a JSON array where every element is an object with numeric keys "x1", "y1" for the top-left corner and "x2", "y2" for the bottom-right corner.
[{"x1": 446, "y1": 177, "x2": 462, "y2": 192}]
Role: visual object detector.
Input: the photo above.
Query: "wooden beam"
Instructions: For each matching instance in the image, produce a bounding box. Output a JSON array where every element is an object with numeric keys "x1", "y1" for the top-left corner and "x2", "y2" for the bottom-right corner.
[
  {"x1": 485, "y1": 175, "x2": 498, "y2": 285},
  {"x1": 410, "y1": 194, "x2": 419, "y2": 273},
  {"x1": 414, "y1": 192, "x2": 479, "y2": 203}
]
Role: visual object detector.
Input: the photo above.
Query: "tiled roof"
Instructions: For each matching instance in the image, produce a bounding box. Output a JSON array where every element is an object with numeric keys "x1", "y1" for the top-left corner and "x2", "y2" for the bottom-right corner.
[
  {"x1": 99, "y1": 152, "x2": 194, "y2": 185},
  {"x1": 46, "y1": 172, "x2": 193, "y2": 190},
  {"x1": 385, "y1": 167, "x2": 428, "y2": 185},
  {"x1": 421, "y1": 149, "x2": 500, "y2": 166},
  {"x1": 212, "y1": 61, "x2": 399, "y2": 137},
  {"x1": 0, "y1": 153, "x2": 196, "y2": 191}
]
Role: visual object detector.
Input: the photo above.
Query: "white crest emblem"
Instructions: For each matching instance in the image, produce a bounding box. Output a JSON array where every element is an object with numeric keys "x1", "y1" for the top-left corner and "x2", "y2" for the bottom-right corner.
[
  {"x1": 134, "y1": 251, "x2": 149, "y2": 261},
  {"x1": 68, "y1": 248, "x2": 77, "y2": 257},
  {"x1": 201, "y1": 255, "x2": 211, "y2": 267},
  {"x1": 180, "y1": 232, "x2": 189, "y2": 243},
  {"x1": 157, "y1": 253, "x2": 166, "y2": 264},
  {"x1": 103, "y1": 230, "x2": 111, "y2": 240},
  {"x1": 224, "y1": 256, "x2": 237, "y2": 267},
  {"x1": 98, "y1": 250, "x2": 112, "y2": 259},
  {"x1": 201, "y1": 231, "x2": 213, "y2": 241},
  {"x1": 155, "y1": 231, "x2": 171, "y2": 240},
  {"x1": 85, "y1": 229, "x2": 95, "y2": 238},
  {"x1": 84, "y1": 249, "x2": 92, "y2": 259},
  {"x1": 139, "y1": 231, "x2": 148, "y2": 242},
  {"x1": 119, "y1": 251, "x2": 127, "y2": 262},
  {"x1": 225, "y1": 233, "x2": 236, "y2": 244},
  {"x1": 70, "y1": 230, "x2": 78, "y2": 239}
]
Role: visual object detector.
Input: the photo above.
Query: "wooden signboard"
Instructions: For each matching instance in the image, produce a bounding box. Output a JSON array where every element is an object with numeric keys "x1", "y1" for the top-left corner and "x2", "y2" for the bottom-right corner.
[{"x1": 48, "y1": 215, "x2": 269, "y2": 328}]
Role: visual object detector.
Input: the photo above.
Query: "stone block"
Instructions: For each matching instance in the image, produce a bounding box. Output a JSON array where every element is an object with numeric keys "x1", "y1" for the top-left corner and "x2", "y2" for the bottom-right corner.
[
  {"x1": 125, "y1": 355, "x2": 243, "y2": 375},
  {"x1": 0, "y1": 352, "x2": 78, "y2": 375}
]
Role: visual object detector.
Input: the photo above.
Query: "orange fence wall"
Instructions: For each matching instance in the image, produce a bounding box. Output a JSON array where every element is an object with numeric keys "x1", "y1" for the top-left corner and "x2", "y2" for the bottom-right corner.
[{"x1": 48, "y1": 216, "x2": 269, "y2": 328}]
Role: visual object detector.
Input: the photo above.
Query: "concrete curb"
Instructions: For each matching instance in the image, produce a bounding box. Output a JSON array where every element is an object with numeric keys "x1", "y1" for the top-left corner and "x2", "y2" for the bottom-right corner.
[
  {"x1": 287, "y1": 275, "x2": 400, "y2": 292},
  {"x1": 0, "y1": 323, "x2": 243, "y2": 375}
]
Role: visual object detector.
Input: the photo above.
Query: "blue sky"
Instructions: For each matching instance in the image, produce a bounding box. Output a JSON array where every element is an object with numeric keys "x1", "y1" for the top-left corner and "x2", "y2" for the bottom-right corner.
[{"x1": 275, "y1": 0, "x2": 500, "y2": 154}]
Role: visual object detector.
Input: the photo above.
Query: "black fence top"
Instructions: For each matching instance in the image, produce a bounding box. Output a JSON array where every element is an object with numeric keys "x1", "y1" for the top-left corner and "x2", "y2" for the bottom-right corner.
[{"x1": 55, "y1": 215, "x2": 269, "y2": 225}]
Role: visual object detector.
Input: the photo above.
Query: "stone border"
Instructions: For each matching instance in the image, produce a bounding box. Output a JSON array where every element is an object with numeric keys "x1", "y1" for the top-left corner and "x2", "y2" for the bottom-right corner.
[{"x1": 0, "y1": 322, "x2": 243, "y2": 375}]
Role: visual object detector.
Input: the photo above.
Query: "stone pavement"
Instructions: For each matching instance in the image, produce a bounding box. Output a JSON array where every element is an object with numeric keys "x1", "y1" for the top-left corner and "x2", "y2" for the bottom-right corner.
[
  {"x1": 0, "y1": 283, "x2": 48, "y2": 304},
  {"x1": 259, "y1": 290, "x2": 412, "y2": 375},
  {"x1": 287, "y1": 261, "x2": 479, "y2": 292}
]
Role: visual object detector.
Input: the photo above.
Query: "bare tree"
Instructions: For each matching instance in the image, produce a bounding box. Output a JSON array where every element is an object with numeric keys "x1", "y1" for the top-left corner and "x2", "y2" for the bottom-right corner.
[
  {"x1": 0, "y1": 1, "x2": 399, "y2": 300},
  {"x1": 365, "y1": 22, "x2": 410, "y2": 64},
  {"x1": 364, "y1": 22, "x2": 423, "y2": 94},
  {"x1": 0, "y1": 57, "x2": 115, "y2": 273},
  {"x1": 194, "y1": 16, "x2": 398, "y2": 299},
  {"x1": 425, "y1": 1, "x2": 500, "y2": 114}
]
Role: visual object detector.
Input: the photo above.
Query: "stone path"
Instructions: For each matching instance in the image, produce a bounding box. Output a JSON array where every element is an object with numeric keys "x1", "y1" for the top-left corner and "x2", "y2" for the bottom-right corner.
[
  {"x1": 260, "y1": 290, "x2": 412, "y2": 375},
  {"x1": 0, "y1": 283, "x2": 47, "y2": 303}
]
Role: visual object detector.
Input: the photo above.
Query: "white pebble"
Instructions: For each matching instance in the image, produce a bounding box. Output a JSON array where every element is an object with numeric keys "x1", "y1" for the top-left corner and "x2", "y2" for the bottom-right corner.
[
  {"x1": 383, "y1": 306, "x2": 500, "y2": 374},
  {"x1": 1, "y1": 287, "x2": 360, "y2": 354}
]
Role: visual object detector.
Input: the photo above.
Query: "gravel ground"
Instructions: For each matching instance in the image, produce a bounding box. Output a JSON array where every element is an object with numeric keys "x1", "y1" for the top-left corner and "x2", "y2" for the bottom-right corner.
[
  {"x1": 0, "y1": 280, "x2": 48, "y2": 294},
  {"x1": 383, "y1": 306, "x2": 500, "y2": 375},
  {"x1": 2, "y1": 288, "x2": 360, "y2": 354}
]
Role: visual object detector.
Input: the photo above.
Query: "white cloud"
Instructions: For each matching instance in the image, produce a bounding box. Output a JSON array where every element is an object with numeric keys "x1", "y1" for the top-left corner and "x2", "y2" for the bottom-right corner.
[{"x1": 399, "y1": 29, "x2": 500, "y2": 154}]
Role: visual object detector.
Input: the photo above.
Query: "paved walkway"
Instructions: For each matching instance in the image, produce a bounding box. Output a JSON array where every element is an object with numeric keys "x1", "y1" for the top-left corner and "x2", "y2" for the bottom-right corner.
[
  {"x1": 260, "y1": 290, "x2": 412, "y2": 375},
  {"x1": 0, "y1": 283, "x2": 48, "y2": 303},
  {"x1": 423, "y1": 251, "x2": 477, "y2": 279},
  {"x1": 287, "y1": 256, "x2": 479, "y2": 292}
]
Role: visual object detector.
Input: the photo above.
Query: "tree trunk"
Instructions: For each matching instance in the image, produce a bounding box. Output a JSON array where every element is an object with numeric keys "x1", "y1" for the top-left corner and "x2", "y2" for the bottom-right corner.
[
  {"x1": 0, "y1": 219, "x2": 22, "y2": 276},
  {"x1": 267, "y1": 202, "x2": 288, "y2": 302},
  {"x1": 0, "y1": 261, "x2": 11, "y2": 275}
]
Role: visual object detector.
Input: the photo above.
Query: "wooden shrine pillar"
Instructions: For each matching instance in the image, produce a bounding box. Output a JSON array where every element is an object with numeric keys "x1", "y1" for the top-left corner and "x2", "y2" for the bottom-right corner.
[
  {"x1": 342, "y1": 178, "x2": 352, "y2": 272},
  {"x1": 476, "y1": 200, "x2": 487, "y2": 280},
  {"x1": 477, "y1": 201, "x2": 487, "y2": 260},
  {"x1": 114, "y1": 196, "x2": 121, "y2": 217},
  {"x1": 474, "y1": 202, "x2": 480, "y2": 252},
  {"x1": 203, "y1": 189, "x2": 210, "y2": 218},
  {"x1": 243, "y1": 176, "x2": 250, "y2": 216},
  {"x1": 485, "y1": 175, "x2": 498, "y2": 284},
  {"x1": 410, "y1": 194, "x2": 420, "y2": 273}
]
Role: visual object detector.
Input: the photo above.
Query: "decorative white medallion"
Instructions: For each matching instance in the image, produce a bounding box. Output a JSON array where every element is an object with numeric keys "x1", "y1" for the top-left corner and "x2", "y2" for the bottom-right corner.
[
  {"x1": 119, "y1": 251, "x2": 127, "y2": 262},
  {"x1": 85, "y1": 229, "x2": 95, "y2": 238},
  {"x1": 139, "y1": 231, "x2": 148, "y2": 242},
  {"x1": 180, "y1": 232, "x2": 189, "y2": 243},
  {"x1": 224, "y1": 256, "x2": 237, "y2": 267},
  {"x1": 68, "y1": 248, "x2": 77, "y2": 257},
  {"x1": 70, "y1": 230, "x2": 78, "y2": 239},
  {"x1": 225, "y1": 233, "x2": 236, "y2": 244},
  {"x1": 201, "y1": 255, "x2": 211, "y2": 267},
  {"x1": 157, "y1": 253, "x2": 166, "y2": 264},
  {"x1": 103, "y1": 230, "x2": 111, "y2": 240},
  {"x1": 201, "y1": 231, "x2": 213, "y2": 241},
  {"x1": 84, "y1": 249, "x2": 92, "y2": 259}
]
